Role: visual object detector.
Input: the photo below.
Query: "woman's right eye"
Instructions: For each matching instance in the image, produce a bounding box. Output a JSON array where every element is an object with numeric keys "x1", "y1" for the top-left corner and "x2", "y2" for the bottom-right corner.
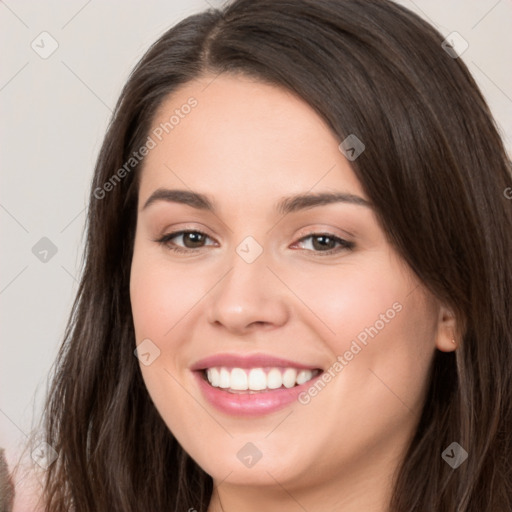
[{"x1": 155, "y1": 230, "x2": 216, "y2": 254}]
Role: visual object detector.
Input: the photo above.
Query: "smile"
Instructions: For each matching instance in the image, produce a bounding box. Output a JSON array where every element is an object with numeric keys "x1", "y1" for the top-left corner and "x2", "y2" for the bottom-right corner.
[
  {"x1": 190, "y1": 353, "x2": 325, "y2": 415},
  {"x1": 203, "y1": 367, "x2": 321, "y2": 393}
]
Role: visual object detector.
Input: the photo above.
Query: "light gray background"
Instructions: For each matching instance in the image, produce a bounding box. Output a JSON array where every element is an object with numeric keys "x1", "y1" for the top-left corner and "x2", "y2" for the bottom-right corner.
[{"x1": 1, "y1": 0, "x2": 511, "y2": 471}]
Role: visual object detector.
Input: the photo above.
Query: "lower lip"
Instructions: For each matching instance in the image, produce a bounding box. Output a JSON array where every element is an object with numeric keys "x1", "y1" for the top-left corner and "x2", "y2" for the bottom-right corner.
[{"x1": 192, "y1": 370, "x2": 323, "y2": 417}]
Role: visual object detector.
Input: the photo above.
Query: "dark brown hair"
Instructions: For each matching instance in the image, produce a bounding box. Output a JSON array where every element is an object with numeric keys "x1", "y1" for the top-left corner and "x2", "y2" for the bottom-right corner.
[{"x1": 28, "y1": 0, "x2": 512, "y2": 510}]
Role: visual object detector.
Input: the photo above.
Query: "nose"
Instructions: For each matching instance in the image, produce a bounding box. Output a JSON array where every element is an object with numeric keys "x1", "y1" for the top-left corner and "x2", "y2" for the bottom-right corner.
[{"x1": 206, "y1": 245, "x2": 290, "y2": 335}]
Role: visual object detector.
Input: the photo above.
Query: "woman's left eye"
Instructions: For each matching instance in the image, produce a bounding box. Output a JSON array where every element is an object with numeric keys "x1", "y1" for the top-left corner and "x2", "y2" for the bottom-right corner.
[{"x1": 293, "y1": 233, "x2": 355, "y2": 255}]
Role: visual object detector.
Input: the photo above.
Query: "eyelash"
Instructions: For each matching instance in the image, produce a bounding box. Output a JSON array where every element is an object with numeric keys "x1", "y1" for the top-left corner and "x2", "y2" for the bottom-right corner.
[{"x1": 155, "y1": 230, "x2": 355, "y2": 256}]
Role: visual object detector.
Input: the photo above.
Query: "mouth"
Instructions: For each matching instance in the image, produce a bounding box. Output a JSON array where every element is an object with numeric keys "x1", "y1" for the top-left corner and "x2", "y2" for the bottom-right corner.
[
  {"x1": 198, "y1": 366, "x2": 324, "y2": 394},
  {"x1": 190, "y1": 353, "x2": 326, "y2": 415}
]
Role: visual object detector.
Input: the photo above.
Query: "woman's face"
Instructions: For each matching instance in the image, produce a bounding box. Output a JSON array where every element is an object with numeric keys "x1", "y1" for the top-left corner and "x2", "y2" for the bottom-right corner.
[{"x1": 130, "y1": 73, "x2": 454, "y2": 503}]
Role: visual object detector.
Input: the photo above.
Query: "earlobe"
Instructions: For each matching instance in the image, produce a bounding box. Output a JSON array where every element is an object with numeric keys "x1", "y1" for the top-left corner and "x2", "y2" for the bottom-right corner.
[{"x1": 435, "y1": 305, "x2": 459, "y2": 352}]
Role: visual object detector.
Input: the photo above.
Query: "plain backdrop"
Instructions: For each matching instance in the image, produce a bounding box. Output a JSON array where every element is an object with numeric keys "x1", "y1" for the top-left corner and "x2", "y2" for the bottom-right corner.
[{"x1": 1, "y1": 0, "x2": 511, "y2": 478}]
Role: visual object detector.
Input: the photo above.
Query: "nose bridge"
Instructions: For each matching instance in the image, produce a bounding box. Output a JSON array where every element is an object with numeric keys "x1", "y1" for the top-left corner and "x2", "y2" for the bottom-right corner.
[{"x1": 206, "y1": 235, "x2": 289, "y2": 331}]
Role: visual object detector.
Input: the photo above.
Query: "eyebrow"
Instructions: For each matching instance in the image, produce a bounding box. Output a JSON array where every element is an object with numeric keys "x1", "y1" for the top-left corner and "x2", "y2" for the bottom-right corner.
[{"x1": 142, "y1": 188, "x2": 371, "y2": 214}]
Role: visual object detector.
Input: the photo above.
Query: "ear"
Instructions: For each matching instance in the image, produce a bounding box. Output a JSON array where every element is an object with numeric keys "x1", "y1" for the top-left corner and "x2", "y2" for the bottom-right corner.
[{"x1": 435, "y1": 304, "x2": 458, "y2": 352}]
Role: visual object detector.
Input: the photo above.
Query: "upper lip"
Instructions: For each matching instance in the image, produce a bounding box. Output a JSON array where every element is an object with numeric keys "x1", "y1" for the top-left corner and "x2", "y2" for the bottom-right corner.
[{"x1": 190, "y1": 353, "x2": 323, "y2": 371}]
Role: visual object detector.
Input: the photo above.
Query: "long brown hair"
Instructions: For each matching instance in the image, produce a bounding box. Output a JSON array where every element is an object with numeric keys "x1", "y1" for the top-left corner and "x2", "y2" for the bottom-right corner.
[{"x1": 29, "y1": 0, "x2": 512, "y2": 510}]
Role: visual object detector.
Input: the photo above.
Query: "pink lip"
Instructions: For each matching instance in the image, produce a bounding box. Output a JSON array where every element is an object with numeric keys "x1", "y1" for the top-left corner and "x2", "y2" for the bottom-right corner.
[
  {"x1": 190, "y1": 353, "x2": 324, "y2": 417},
  {"x1": 190, "y1": 353, "x2": 322, "y2": 371},
  {"x1": 192, "y1": 370, "x2": 323, "y2": 417}
]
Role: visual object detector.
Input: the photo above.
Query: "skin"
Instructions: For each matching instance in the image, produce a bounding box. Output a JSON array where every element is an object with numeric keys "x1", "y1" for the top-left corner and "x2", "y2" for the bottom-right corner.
[{"x1": 129, "y1": 73, "x2": 457, "y2": 512}]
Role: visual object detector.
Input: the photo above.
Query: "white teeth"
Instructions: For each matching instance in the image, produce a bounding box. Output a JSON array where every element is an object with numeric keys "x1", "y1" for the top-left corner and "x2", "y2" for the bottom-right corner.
[
  {"x1": 230, "y1": 368, "x2": 248, "y2": 390},
  {"x1": 266, "y1": 368, "x2": 283, "y2": 389},
  {"x1": 296, "y1": 369, "x2": 313, "y2": 385},
  {"x1": 248, "y1": 368, "x2": 267, "y2": 390},
  {"x1": 207, "y1": 367, "x2": 220, "y2": 387},
  {"x1": 282, "y1": 368, "x2": 297, "y2": 388},
  {"x1": 204, "y1": 367, "x2": 318, "y2": 391},
  {"x1": 219, "y1": 368, "x2": 230, "y2": 388}
]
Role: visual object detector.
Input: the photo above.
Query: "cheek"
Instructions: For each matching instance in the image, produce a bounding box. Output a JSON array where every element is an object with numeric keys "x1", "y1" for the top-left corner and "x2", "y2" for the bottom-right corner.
[
  {"x1": 130, "y1": 248, "x2": 209, "y2": 341},
  {"x1": 129, "y1": 246, "x2": 211, "y2": 432},
  {"x1": 129, "y1": 244, "x2": 222, "y2": 407},
  {"x1": 284, "y1": 252, "x2": 437, "y2": 407},
  {"x1": 284, "y1": 254, "x2": 413, "y2": 351}
]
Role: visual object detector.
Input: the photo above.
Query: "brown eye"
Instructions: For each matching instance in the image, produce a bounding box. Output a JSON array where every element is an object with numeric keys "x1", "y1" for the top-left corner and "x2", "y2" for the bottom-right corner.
[
  {"x1": 156, "y1": 230, "x2": 215, "y2": 253},
  {"x1": 295, "y1": 233, "x2": 355, "y2": 255},
  {"x1": 180, "y1": 231, "x2": 207, "y2": 248},
  {"x1": 311, "y1": 234, "x2": 338, "y2": 251}
]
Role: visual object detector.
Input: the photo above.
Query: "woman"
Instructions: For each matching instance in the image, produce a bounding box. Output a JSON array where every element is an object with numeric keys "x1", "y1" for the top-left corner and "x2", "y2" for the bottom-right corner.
[{"x1": 22, "y1": 0, "x2": 512, "y2": 510}]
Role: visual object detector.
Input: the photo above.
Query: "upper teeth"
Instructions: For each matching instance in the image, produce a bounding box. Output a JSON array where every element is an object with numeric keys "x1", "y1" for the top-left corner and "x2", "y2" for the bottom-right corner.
[{"x1": 205, "y1": 367, "x2": 319, "y2": 391}]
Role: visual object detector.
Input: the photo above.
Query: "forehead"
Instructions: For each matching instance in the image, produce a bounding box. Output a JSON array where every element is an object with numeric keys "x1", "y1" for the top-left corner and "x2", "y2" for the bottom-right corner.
[{"x1": 138, "y1": 73, "x2": 366, "y2": 205}]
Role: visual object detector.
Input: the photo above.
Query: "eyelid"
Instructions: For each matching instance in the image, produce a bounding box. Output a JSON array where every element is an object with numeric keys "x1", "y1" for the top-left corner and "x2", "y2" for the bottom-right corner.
[
  {"x1": 156, "y1": 222, "x2": 217, "y2": 241},
  {"x1": 294, "y1": 224, "x2": 355, "y2": 240}
]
